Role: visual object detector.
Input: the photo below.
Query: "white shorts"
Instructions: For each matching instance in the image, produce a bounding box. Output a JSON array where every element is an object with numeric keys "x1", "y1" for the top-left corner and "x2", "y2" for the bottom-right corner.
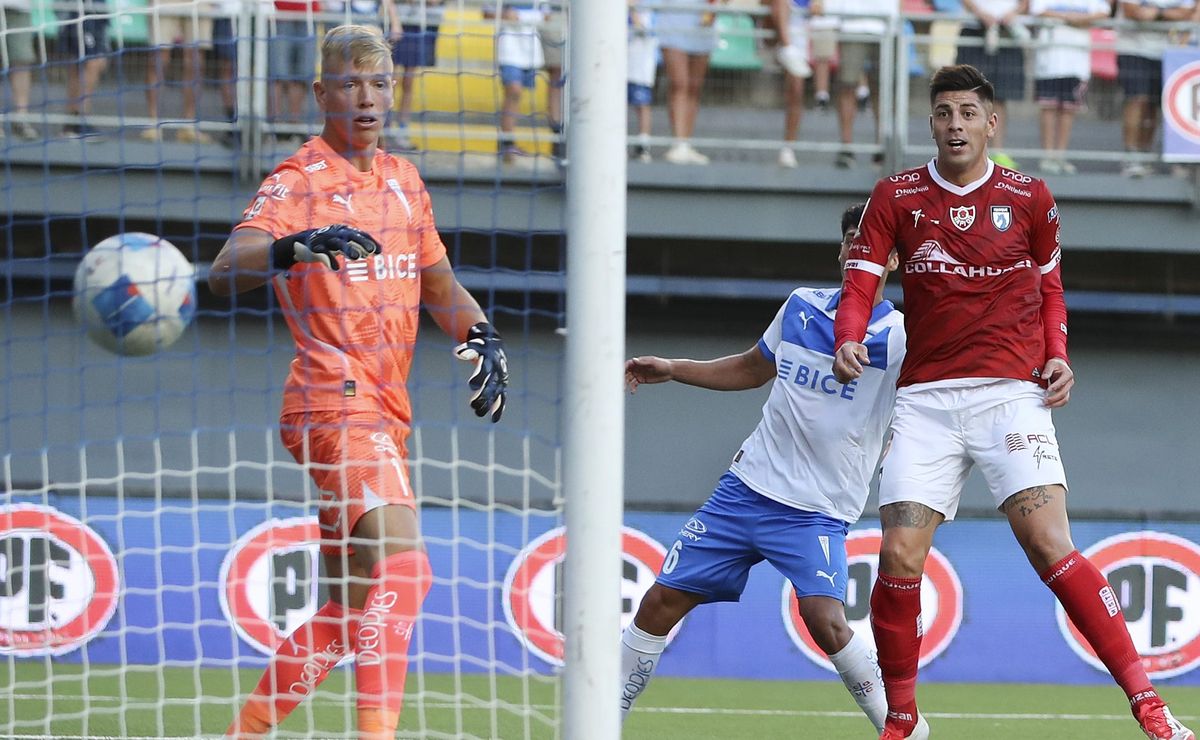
[{"x1": 879, "y1": 379, "x2": 1068, "y2": 521}]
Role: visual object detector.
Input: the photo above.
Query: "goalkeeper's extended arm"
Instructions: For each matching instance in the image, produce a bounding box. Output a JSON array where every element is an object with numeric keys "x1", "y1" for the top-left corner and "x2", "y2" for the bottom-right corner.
[
  {"x1": 270, "y1": 224, "x2": 381, "y2": 272},
  {"x1": 454, "y1": 322, "x2": 509, "y2": 423}
]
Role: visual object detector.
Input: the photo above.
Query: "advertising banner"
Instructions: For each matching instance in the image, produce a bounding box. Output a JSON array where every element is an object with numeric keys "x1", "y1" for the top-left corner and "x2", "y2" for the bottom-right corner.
[
  {"x1": 1, "y1": 497, "x2": 1198, "y2": 687},
  {"x1": 1162, "y1": 48, "x2": 1200, "y2": 163}
]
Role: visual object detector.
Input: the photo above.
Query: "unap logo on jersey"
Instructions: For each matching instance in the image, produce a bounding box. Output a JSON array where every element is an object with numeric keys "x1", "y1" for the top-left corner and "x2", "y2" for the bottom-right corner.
[
  {"x1": 503, "y1": 526, "x2": 667, "y2": 666},
  {"x1": 220, "y1": 517, "x2": 324, "y2": 655},
  {"x1": 1058, "y1": 531, "x2": 1200, "y2": 679},
  {"x1": 782, "y1": 530, "x2": 963, "y2": 671},
  {"x1": 0, "y1": 504, "x2": 119, "y2": 656}
]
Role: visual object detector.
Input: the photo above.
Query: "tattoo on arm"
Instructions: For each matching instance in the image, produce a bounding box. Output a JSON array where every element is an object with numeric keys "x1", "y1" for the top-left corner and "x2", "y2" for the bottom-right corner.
[
  {"x1": 880, "y1": 502, "x2": 940, "y2": 529},
  {"x1": 1003, "y1": 486, "x2": 1056, "y2": 518}
]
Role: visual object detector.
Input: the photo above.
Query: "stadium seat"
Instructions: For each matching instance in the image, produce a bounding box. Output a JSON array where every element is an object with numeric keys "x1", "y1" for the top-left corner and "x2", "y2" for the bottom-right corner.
[
  {"x1": 27, "y1": 0, "x2": 58, "y2": 40},
  {"x1": 110, "y1": 0, "x2": 150, "y2": 47},
  {"x1": 710, "y1": 13, "x2": 763, "y2": 71}
]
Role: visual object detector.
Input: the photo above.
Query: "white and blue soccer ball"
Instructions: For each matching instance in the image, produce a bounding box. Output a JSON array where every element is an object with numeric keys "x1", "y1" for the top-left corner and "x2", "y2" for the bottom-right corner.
[{"x1": 72, "y1": 233, "x2": 196, "y2": 356}]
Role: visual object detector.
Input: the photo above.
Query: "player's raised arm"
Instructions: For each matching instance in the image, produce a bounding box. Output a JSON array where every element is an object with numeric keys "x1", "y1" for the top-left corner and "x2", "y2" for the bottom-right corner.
[
  {"x1": 625, "y1": 346, "x2": 774, "y2": 393},
  {"x1": 208, "y1": 227, "x2": 274, "y2": 296}
]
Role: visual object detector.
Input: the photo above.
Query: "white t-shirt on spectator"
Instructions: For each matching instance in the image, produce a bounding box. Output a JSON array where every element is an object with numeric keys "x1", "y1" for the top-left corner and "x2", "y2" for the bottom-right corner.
[
  {"x1": 970, "y1": 0, "x2": 1023, "y2": 17},
  {"x1": 1031, "y1": 0, "x2": 1109, "y2": 79},
  {"x1": 834, "y1": 0, "x2": 899, "y2": 39},
  {"x1": 1118, "y1": 0, "x2": 1196, "y2": 58},
  {"x1": 1, "y1": 0, "x2": 32, "y2": 12},
  {"x1": 497, "y1": 7, "x2": 546, "y2": 69},
  {"x1": 628, "y1": 10, "x2": 659, "y2": 88}
]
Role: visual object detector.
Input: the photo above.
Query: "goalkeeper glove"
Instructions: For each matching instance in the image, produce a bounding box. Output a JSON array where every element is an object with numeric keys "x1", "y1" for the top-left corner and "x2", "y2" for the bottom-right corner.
[
  {"x1": 454, "y1": 322, "x2": 508, "y2": 423},
  {"x1": 271, "y1": 224, "x2": 380, "y2": 272}
]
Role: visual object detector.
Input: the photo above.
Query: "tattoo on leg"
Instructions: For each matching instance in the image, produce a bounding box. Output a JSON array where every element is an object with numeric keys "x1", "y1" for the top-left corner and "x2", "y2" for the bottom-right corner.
[
  {"x1": 880, "y1": 502, "x2": 939, "y2": 528},
  {"x1": 1003, "y1": 486, "x2": 1055, "y2": 518}
]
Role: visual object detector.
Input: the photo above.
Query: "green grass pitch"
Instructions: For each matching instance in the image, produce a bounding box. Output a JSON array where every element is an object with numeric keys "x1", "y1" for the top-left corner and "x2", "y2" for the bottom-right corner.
[{"x1": 2, "y1": 662, "x2": 1197, "y2": 738}]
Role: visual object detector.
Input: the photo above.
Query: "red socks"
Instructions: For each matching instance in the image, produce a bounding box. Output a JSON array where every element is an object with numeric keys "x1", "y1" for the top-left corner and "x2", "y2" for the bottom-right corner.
[
  {"x1": 354, "y1": 550, "x2": 434, "y2": 738},
  {"x1": 227, "y1": 600, "x2": 360, "y2": 738},
  {"x1": 871, "y1": 573, "x2": 924, "y2": 734},
  {"x1": 1041, "y1": 551, "x2": 1159, "y2": 714}
]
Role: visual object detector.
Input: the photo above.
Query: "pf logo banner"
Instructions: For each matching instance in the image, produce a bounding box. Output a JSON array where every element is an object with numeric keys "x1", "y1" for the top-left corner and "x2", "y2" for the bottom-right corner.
[
  {"x1": 1057, "y1": 531, "x2": 1200, "y2": 679},
  {"x1": 1161, "y1": 50, "x2": 1200, "y2": 158},
  {"x1": 781, "y1": 529, "x2": 963, "y2": 671},
  {"x1": 0, "y1": 504, "x2": 119, "y2": 656},
  {"x1": 219, "y1": 517, "x2": 324, "y2": 655},
  {"x1": 502, "y1": 526, "x2": 667, "y2": 666}
]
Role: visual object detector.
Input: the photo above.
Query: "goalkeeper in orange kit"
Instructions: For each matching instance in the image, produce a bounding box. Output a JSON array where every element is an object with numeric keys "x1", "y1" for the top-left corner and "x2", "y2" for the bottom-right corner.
[{"x1": 208, "y1": 24, "x2": 508, "y2": 739}]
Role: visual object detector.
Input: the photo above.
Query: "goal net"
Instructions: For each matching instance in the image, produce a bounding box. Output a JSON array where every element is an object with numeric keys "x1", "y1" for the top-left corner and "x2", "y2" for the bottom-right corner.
[{"x1": 1, "y1": 1, "x2": 570, "y2": 736}]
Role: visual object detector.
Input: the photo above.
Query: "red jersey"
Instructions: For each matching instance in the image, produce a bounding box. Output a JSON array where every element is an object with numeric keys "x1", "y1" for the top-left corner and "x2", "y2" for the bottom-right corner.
[
  {"x1": 236, "y1": 136, "x2": 447, "y2": 425},
  {"x1": 834, "y1": 159, "x2": 1068, "y2": 388}
]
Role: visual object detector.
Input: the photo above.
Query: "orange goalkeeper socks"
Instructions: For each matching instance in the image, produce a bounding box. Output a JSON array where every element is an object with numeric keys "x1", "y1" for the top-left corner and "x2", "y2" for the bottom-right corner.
[
  {"x1": 226, "y1": 599, "x2": 360, "y2": 738},
  {"x1": 354, "y1": 549, "x2": 433, "y2": 736}
]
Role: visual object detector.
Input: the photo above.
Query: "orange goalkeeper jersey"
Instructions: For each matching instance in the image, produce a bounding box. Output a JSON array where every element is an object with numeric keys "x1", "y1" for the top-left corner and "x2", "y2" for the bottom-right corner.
[{"x1": 236, "y1": 136, "x2": 447, "y2": 425}]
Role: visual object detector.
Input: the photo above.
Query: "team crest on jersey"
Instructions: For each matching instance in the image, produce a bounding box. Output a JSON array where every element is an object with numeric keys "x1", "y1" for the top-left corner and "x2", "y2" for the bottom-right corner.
[
  {"x1": 949, "y1": 205, "x2": 975, "y2": 231},
  {"x1": 990, "y1": 206, "x2": 1012, "y2": 232}
]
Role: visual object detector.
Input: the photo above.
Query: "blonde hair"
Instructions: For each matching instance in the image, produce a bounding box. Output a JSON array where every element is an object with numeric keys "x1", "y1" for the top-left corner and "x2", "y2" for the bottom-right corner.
[{"x1": 320, "y1": 24, "x2": 393, "y2": 75}]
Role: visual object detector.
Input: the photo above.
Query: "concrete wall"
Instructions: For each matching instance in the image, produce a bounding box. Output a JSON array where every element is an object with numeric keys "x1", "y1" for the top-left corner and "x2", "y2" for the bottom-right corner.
[{"x1": 3, "y1": 300, "x2": 1199, "y2": 518}]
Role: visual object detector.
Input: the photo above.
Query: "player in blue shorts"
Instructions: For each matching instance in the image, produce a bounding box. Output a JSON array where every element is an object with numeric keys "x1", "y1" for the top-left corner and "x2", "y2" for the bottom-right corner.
[{"x1": 618, "y1": 203, "x2": 918, "y2": 737}]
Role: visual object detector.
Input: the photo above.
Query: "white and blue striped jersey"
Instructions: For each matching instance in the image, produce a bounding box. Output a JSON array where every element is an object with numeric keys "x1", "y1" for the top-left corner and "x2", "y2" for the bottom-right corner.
[{"x1": 729, "y1": 287, "x2": 906, "y2": 523}]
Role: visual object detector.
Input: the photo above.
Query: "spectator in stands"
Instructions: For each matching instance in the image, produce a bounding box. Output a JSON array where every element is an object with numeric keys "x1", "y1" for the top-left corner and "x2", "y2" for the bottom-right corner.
[
  {"x1": 386, "y1": 0, "x2": 443, "y2": 150},
  {"x1": 957, "y1": 0, "x2": 1029, "y2": 167},
  {"x1": 211, "y1": 0, "x2": 239, "y2": 146},
  {"x1": 143, "y1": 0, "x2": 214, "y2": 143},
  {"x1": 1116, "y1": 0, "x2": 1195, "y2": 177},
  {"x1": 1, "y1": 0, "x2": 39, "y2": 140},
  {"x1": 833, "y1": 0, "x2": 897, "y2": 168},
  {"x1": 270, "y1": 0, "x2": 320, "y2": 144},
  {"x1": 540, "y1": 1, "x2": 567, "y2": 161},
  {"x1": 60, "y1": 0, "x2": 109, "y2": 138},
  {"x1": 1029, "y1": 0, "x2": 1110, "y2": 174},
  {"x1": 327, "y1": 0, "x2": 382, "y2": 27},
  {"x1": 628, "y1": 0, "x2": 658, "y2": 162},
  {"x1": 768, "y1": 0, "x2": 814, "y2": 167},
  {"x1": 657, "y1": 0, "x2": 722, "y2": 164},
  {"x1": 485, "y1": 1, "x2": 545, "y2": 164},
  {"x1": 809, "y1": 1, "x2": 838, "y2": 111}
]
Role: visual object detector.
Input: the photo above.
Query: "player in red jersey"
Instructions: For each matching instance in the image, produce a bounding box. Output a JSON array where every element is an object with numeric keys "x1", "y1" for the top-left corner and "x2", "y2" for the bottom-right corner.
[
  {"x1": 209, "y1": 25, "x2": 508, "y2": 739},
  {"x1": 832, "y1": 64, "x2": 1194, "y2": 740}
]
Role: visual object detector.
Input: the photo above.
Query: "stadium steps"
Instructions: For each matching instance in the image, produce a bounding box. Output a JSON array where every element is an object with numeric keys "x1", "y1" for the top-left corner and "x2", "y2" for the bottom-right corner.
[{"x1": 398, "y1": 120, "x2": 553, "y2": 156}]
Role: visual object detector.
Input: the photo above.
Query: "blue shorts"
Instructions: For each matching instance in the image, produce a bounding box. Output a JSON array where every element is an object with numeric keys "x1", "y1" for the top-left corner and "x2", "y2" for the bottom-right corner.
[
  {"x1": 60, "y1": 0, "x2": 109, "y2": 59},
  {"x1": 500, "y1": 64, "x2": 537, "y2": 89},
  {"x1": 392, "y1": 24, "x2": 439, "y2": 68},
  {"x1": 628, "y1": 82, "x2": 653, "y2": 107},
  {"x1": 212, "y1": 18, "x2": 236, "y2": 62},
  {"x1": 656, "y1": 471, "x2": 851, "y2": 603},
  {"x1": 1118, "y1": 55, "x2": 1161, "y2": 100}
]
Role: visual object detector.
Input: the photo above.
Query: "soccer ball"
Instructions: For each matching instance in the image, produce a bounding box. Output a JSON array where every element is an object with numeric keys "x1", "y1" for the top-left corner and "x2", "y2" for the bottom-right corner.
[{"x1": 72, "y1": 233, "x2": 196, "y2": 356}]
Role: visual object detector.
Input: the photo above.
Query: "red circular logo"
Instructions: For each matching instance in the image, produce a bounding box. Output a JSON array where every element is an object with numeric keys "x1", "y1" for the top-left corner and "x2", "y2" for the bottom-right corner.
[
  {"x1": 219, "y1": 517, "x2": 322, "y2": 655},
  {"x1": 1057, "y1": 531, "x2": 1200, "y2": 679},
  {"x1": 1163, "y1": 61, "x2": 1200, "y2": 144},
  {"x1": 503, "y1": 526, "x2": 667, "y2": 666},
  {"x1": 0, "y1": 505, "x2": 119, "y2": 656},
  {"x1": 781, "y1": 529, "x2": 963, "y2": 671}
]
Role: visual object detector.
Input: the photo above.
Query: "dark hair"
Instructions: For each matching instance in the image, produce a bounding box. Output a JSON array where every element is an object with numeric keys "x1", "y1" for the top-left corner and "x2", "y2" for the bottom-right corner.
[
  {"x1": 841, "y1": 203, "x2": 866, "y2": 236},
  {"x1": 929, "y1": 64, "x2": 995, "y2": 106}
]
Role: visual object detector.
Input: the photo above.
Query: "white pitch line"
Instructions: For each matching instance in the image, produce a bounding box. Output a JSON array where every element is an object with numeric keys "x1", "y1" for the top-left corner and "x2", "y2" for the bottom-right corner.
[{"x1": 9, "y1": 697, "x2": 1197, "y2": 726}]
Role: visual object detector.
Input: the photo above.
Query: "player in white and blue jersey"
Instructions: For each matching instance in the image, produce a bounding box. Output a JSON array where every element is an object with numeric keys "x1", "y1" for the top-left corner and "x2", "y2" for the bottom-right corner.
[{"x1": 618, "y1": 203, "x2": 911, "y2": 736}]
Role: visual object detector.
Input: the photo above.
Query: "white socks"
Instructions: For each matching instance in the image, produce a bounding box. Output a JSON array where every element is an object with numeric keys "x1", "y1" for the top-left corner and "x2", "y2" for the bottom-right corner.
[
  {"x1": 618, "y1": 623, "x2": 667, "y2": 723},
  {"x1": 827, "y1": 630, "x2": 888, "y2": 733}
]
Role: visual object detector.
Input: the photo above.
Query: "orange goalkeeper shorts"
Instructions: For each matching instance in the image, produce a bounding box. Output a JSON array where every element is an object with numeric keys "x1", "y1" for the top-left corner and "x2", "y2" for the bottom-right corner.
[{"x1": 280, "y1": 411, "x2": 415, "y2": 555}]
